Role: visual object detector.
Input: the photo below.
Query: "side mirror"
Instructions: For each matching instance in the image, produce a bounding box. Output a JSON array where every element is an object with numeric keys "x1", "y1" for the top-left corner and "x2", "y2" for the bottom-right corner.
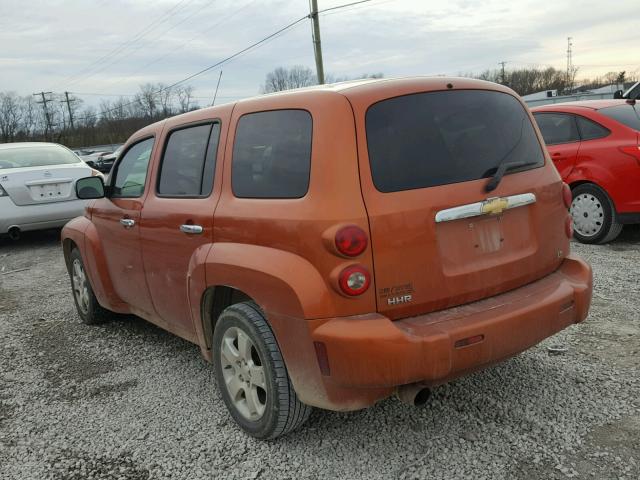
[
  {"x1": 76, "y1": 176, "x2": 105, "y2": 199},
  {"x1": 613, "y1": 90, "x2": 623, "y2": 99}
]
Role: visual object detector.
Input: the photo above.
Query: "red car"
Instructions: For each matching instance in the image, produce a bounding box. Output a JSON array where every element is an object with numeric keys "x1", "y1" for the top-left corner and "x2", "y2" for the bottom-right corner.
[{"x1": 532, "y1": 100, "x2": 640, "y2": 243}]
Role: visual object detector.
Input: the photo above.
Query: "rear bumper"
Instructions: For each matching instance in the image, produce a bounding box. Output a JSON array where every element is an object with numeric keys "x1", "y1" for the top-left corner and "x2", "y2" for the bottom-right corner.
[
  {"x1": 0, "y1": 197, "x2": 87, "y2": 234},
  {"x1": 300, "y1": 254, "x2": 591, "y2": 410}
]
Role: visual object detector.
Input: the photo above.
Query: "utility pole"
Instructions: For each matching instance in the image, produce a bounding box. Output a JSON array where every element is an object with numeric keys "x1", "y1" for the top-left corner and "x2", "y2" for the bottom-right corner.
[
  {"x1": 499, "y1": 61, "x2": 507, "y2": 85},
  {"x1": 63, "y1": 92, "x2": 76, "y2": 130},
  {"x1": 309, "y1": 0, "x2": 325, "y2": 84},
  {"x1": 566, "y1": 37, "x2": 573, "y2": 93},
  {"x1": 33, "y1": 92, "x2": 53, "y2": 141}
]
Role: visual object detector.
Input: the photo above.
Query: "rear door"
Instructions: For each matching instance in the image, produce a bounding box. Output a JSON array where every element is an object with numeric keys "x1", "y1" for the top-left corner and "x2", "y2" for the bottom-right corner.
[
  {"x1": 533, "y1": 112, "x2": 581, "y2": 178},
  {"x1": 139, "y1": 118, "x2": 225, "y2": 337},
  {"x1": 91, "y1": 137, "x2": 157, "y2": 317},
  {"x1": 349, "y1": 87, "x2": 569, "y2": 320}
]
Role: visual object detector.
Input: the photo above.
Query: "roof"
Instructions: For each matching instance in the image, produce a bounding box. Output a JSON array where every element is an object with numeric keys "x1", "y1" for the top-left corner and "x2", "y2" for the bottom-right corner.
[
  {"x1": 0, "y1": 142, "x2": 65, "y2": 150},
  {"x1": 530, "y1": 99, "x2": 630, "y2": 111}
]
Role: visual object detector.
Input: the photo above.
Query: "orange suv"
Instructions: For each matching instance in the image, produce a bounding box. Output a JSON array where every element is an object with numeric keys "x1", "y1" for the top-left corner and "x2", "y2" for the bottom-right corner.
[{"x1": 63, "y1": 77, "x2": 592, "y2": 439}]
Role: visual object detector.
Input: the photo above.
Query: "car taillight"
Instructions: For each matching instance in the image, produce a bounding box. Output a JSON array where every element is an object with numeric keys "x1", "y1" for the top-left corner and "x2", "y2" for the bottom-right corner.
[
  {"x1": 562, "y1": 183, "x2": 572, "y2": 209},
  {"x1": 565, "y1": 215, "x2": 573, "y2": 238},
  {"x1": 338, "y1": 265, "x2": 371, "y2": 296},
  {"x1": 335, "y1": 225, "x2": 368, "y2": 257},
  {"x1": 618, "y1": 145, "x2": 640, "y2": 165}
]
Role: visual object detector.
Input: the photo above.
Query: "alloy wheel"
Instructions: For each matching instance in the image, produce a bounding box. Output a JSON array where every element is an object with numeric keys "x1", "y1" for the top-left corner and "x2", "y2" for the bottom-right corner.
[
  {"x1": 72, "y1": 259, "x2": 90, "y2": 315},
  {"x1": 220, "y1": 326, "x2": 267, "y2": 421}
]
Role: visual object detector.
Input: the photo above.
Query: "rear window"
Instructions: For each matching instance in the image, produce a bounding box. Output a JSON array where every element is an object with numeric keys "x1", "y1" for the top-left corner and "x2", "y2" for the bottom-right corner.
[
  {"x1": 366, "y1": 90, "x2": 545, "y2": 193},
  {"x1": 534, "y1": 113, "x2": 580, "y2": 144},
  {"x1": 599, "y1": 104, "x2": 640, "y2": 131},
  {"x1": 232, "y1": 110, "x2": 312, "y2": 199},
  {"x1": 0, "y1": 145, "x2": 81, "y2": 169}
]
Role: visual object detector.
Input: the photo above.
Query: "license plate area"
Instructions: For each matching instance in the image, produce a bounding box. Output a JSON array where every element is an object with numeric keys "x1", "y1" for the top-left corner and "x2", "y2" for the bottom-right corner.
[
  {"x1": 436, "y1": 208, "x2": 536, "y2": 276},
  {"x1": 28, "y1": 181, "x2": 72, "y2": 201}
]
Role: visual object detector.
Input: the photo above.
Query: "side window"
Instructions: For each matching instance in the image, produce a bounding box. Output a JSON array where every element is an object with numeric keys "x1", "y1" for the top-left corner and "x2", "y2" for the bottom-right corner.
[
  {"x1": 533, "y1": 113, "x2": 580, "y2": 145},
  {"x1": 232, "y1": 110, "x2": 312, "y2": 199},
  {"x1": 576, "y1": 116, "x2": 610, "y2": 141},
  {"x1": 158, "y1": 123, "x2": 220, "y2": 197},
  {"x1": 112, "y1": 137, "x2": 154, "y2": 198}
]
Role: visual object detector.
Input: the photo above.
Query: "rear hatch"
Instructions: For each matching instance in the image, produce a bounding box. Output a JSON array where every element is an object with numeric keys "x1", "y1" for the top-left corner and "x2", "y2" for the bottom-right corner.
[
  {"x1": 355, "y1": 87, "x2": 569, "y2": 320},
  {"x1": 0, "y1": 164, "x2": 90, "y2": 206}
]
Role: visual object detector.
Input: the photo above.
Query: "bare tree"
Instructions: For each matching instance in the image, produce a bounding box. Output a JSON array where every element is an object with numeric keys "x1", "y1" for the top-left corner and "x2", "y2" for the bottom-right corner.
[
  {"x1": 0, "y1": 92, "x2": 23, "y2": 142},
  {"x1": 176, "y1": 85, "x2": 195, "y2": 113},
  {"x1": 262, "y1": 66, "x2": 316, "y2": 93},
  {"x1": 157, "y1": 83, "x2": 173, "y2": 117},
  {"x1": 136, "y1": 83, "x2": 158, "y2": 118}
]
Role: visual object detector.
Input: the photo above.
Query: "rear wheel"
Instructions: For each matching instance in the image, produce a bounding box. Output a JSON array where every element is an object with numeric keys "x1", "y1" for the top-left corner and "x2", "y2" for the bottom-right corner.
[
  {"x1": 570, "y1": 184, "x2": 622, "y2": 244},
  {"x1": 69, "y1": 249, "x2": 111, "y2": 324},
  {"x1": 212, "y1": 302, "x2": 312, "y2": 439}
]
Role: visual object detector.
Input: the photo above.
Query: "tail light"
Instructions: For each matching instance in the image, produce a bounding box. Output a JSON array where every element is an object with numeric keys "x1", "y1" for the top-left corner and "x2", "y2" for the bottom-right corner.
[
  {"x1": 565, "y1": 215, "x2": 574, "y2": 238},
  {"x1": 562, "y1": 183, "x2": 572, "y2": 209},
  {"x1": 618, "y1": 145, "x2": 640, "y2": 165},
  {"x1": 335, "y1": 225, "x2": 368, "y2": 257},
  {"x1": 338, "y1": 265, "x2": 371, "y2": 296}
]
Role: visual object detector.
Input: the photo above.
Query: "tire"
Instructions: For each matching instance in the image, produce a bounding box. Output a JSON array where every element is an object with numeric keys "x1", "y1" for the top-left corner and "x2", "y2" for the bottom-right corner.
[
  {"x1": 68, "y1": 248, "x2": 111, "y2": 324},
  {"x1": 212, "y1": 302, "x2": 312, "y2": 439},
  {"x1": 570, "y1": 184, "x2": 623, "y2": 244}
]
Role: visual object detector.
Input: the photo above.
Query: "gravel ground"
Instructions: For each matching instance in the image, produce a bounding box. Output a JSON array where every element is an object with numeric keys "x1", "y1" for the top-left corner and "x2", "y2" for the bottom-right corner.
[{"x1": 1, "y1": 227, "x2": 639, "y2": 480}]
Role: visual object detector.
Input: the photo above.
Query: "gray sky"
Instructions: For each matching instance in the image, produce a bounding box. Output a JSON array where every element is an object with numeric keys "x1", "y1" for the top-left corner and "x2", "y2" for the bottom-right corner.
[{"x1": 1, "y1": 0, "x2": 638, "y2": 107}]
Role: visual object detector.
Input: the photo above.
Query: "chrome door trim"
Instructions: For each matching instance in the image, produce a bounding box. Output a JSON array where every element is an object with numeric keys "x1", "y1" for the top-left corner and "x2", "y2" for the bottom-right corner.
[{"x1": 435, "y1": 193, "x2": 536, "y2": 223}]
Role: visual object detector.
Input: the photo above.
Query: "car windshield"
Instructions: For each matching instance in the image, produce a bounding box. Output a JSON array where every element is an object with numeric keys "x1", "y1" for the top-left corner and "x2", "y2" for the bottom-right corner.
[
  {"x1": 598, "y1": 104, "x2": 640, "y2": 131},
  {"x1": 365, "y1": 89, "x2": 545, "y2": 192},
  {"x1": 0, "y1": 145, "x2": 82, "y2": 169}
]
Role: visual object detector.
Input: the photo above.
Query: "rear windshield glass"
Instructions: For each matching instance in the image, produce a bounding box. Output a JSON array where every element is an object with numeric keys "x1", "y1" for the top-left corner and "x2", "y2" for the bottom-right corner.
[
  {"x1": 598, "y1": 104, "x2": 640, "y2": 131},
  {"x1": 366, "y1": 90, "x2": 545, "y2": 192},
  {"x1": 0, "y1": 145, "x2": 81, "y2": 169}
]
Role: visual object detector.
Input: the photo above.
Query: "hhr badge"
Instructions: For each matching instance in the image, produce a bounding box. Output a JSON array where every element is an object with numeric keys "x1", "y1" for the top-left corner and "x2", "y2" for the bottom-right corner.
[{"x1": 388, "y1": 294, "x2": 412, "y2": 305}]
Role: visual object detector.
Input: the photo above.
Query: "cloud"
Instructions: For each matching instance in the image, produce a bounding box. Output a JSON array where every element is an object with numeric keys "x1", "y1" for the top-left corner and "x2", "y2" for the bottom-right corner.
[{"x1": 0, "y1": 0, "x2": 637, "y2": 106}]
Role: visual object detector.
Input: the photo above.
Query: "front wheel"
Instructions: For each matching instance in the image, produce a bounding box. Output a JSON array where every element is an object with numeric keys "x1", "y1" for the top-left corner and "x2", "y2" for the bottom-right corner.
[
  {"x1": 570, "y1": 184, "x2": 623, "y2": 244},
  {"x1": 212, "y1": 302, "x2": 312, "y2": 439},
  {"x1": 68, "y1": 248, "x2": 111, "y2": 324}
]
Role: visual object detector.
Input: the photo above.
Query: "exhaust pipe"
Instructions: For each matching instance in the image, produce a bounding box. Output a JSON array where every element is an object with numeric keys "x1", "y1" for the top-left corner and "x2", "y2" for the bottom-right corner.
[
  {"x1": 8, "y1": 226, "x2": 20, "y2": 241},
  {"x1": 397, "y1": 383, "x2": 431, "y2": 407}
]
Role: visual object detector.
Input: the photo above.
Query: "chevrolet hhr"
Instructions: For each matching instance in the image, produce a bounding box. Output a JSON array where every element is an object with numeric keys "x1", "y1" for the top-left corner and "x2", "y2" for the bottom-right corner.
[{"x1": 62, "y1": 77, "x2": 593, "y2": 439}]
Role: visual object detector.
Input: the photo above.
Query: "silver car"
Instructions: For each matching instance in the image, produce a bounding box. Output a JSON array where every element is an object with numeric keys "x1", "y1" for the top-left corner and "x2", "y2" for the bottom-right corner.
[{"x1": 0, "y1": 142, "x2": 102, "y2": 240}]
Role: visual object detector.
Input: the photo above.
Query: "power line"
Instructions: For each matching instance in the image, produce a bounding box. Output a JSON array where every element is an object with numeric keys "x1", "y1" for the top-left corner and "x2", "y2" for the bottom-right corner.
[
  {"x1": 65, "y1": 0, "x2": 215, "y2": 90},
  {"x1": 98, "y1": 0, "x2": 256, "y2": 93},
  {"x1": 51, "y1": 0, "x2": 197, "y2": 90},
  {"x1": 57, "y1": 0, "x2": 380, "y2": 121}
]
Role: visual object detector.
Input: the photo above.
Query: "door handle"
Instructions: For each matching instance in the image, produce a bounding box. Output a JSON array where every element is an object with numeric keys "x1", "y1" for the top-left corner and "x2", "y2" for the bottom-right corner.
[
  {"x1": 180, "y1": 224, "x2": 203, "y2": 234},
  {"x1": 120, "y1": 218, "x2": 135, "y2": 228}
]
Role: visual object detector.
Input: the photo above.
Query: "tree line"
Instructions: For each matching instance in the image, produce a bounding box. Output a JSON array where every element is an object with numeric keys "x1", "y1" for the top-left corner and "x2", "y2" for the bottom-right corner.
[
  {"x1": 1, "y1": 66, "x2": 636, "y2": 148},
  {"x1": 0, "y1": 83, "x2": 200, "y2": 147}
]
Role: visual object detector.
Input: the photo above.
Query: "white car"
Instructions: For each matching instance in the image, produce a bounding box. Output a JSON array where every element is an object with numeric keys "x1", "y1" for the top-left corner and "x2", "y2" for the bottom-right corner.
[{"x1": 0, "y1": 142, "x2": 103, "y2": 240}]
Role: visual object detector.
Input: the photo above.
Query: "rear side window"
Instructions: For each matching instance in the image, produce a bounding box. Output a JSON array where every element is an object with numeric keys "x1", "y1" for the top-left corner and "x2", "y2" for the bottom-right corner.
[
  {"x1": 533, "y1": 113, "x2": 580, "y2": 145},
  {"x1": 576, "y1": 116, "x2": 610, "y2": 141},
  {"x1": 232, "y1": 110, "x2": 312, "y2": 198},
  {"x1": 112, "y1": 137, "x2": 154, "y2": 198},
  {"x1": 366, "y1": 90, "x2": 544, "y2": 193},
  {"x1": 158, "y1": 123, "x2": 220, "y2": 197},
  {"x1": 599, "y1": 104, "x2": 640, "y2": 131}
]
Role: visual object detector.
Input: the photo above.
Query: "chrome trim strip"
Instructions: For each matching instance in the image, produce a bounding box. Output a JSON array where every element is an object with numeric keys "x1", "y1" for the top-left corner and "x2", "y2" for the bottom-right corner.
[{"x1": 435, "y1": 193, "x2": 536, "y2": 223}]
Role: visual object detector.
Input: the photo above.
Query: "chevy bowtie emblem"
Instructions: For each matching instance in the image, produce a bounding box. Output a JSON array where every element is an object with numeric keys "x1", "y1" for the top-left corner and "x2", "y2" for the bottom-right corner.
[{"x1": 481, "y1": 197, "x2": 509, "y2": 215}]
